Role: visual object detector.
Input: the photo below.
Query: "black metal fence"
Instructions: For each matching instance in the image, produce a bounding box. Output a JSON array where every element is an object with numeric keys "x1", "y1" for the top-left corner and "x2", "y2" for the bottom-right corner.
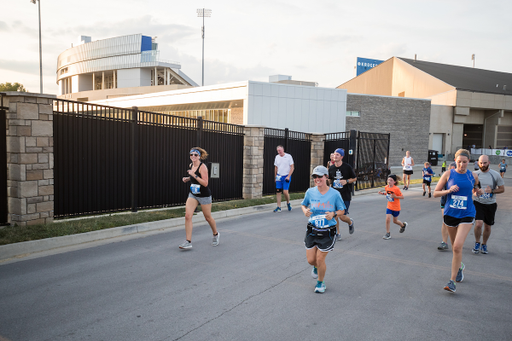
[
  {"x1": 53, "y1": 99, "x2": 244, "y2": 218},
  {"x1": 324, "y1": 130, "x2": 390, "y2": 190},
  {"x1": 263, "y1": 128, "x2": 311, "y2": 195}
]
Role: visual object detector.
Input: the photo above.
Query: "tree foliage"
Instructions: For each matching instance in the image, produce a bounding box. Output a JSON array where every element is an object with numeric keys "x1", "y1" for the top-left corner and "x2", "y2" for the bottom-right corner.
[{"x1": 0, "y1": 82, "x2": 27, "y2": 92}]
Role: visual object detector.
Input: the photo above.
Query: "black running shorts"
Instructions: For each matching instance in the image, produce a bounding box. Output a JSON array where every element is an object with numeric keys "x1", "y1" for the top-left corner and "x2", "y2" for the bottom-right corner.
[
  {"x1": 474, "y1": 201, "x2": 497, "y2": 226},
  {"x1": 444, "y1": 215, "x2": 474, "y2": 227},
  {"x1": 304, "y1": 227, "x2": 336, "y2": 252}
]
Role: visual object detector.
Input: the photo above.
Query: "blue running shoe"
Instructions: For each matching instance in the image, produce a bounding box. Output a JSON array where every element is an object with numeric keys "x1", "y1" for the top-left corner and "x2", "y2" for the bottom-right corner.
[
  {"x1": 314, "y1": 281, "x2": 326, "y2": 293},
  {"x1": 444, "y1": 280, "x2": 456, "y2": 293},
  {"x1": 287, "y1": 203, "x2": 292, "y2": 211},
  {"x1": 311, "y1": 266, "x2": 318, "y2": 279},
  {"x1": 472, "y1": 242, "x2": 480, "y2": 254},
  {"x1": 481, "y1": 244, "x2": 488, "y2": 254},
  {"x1": 456, "y1": 262, "x2": 465, "y2": 283},
  {"x1": 273, "y1": 207, "x2": 281, "y2": 213}
]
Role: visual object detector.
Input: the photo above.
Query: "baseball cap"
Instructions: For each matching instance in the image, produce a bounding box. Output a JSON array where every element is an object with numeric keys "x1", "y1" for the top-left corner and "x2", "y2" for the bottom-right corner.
[{"x1": 312, "y1": 165, "x2": 329, "y2": 177}]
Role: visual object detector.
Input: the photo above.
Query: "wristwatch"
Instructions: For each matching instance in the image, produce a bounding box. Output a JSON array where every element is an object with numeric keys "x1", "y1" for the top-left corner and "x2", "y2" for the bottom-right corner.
[{"x1": 333, "y1": 212, "x2": 337, "y2": 218}]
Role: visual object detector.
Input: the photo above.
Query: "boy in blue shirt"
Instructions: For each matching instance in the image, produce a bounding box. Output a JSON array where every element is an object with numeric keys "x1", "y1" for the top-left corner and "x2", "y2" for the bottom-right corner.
[{"x1": 422, "y1": 162, "x2": 434, "y2": 198}]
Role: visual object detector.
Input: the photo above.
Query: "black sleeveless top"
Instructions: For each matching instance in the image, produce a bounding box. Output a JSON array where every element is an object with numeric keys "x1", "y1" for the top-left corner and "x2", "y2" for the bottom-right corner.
[{"x1": 189, "y1": 162, "x2": 211, "y2": 197}]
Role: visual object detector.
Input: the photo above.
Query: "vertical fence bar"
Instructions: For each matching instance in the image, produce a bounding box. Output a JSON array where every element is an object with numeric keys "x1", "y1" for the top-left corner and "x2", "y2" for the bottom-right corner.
[
  {"x1": 197, "y1": 116, "x2": 203, "y2": 146},
  {"x1": 131, "y1": 106, "x2": 138, "y2": 212}
]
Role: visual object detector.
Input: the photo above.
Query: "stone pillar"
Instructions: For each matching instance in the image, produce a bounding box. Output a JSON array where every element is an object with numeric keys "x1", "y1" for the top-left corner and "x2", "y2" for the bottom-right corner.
[
  {"x1": 243, "y1": 126, "x2": 265, "y2": 199},
  {"x1": 4, "y1": 92, "x2": 56, "y2": 226},
  {"x1": 309, "y1": 133, "x2": 325, "y2": 186}
]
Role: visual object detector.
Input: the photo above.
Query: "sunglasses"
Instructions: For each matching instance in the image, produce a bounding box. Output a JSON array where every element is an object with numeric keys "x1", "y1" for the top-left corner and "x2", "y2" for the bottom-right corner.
[
  {"x1": 312, "y1": 174, "x2": 324, "y2": 179},
  {"x1": 190, "y1": 153, "x2": 199, "y2": 157}
]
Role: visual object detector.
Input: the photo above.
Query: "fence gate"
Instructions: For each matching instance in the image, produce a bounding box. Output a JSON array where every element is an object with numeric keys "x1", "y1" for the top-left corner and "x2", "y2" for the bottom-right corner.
[
  {"x1": 324, "y1": 130, "x2": 390, "y2": 190},
  {"x1": 263, "y1": 128, "x2": 311, "y2": 195}
]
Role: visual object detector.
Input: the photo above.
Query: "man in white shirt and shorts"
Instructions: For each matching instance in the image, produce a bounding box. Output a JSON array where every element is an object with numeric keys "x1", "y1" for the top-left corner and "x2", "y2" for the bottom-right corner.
[{"x1": 273, "y1": 145, "x2": 295, "y2": 212}]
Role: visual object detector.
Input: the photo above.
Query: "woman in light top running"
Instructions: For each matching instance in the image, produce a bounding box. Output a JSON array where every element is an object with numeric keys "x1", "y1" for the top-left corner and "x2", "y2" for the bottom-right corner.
[
  {"x1": 180, "y1": 147, "x2": 219, "y2": 250},
  {"x1": 301, "y1": 165, "x2": 345, "y2": 294},
  {"x1": 434, "y1": 149, "x2": 481, "y2": 293},
  {"x1": 401, "y1": 151, "x2": 415, "y2": 190}
]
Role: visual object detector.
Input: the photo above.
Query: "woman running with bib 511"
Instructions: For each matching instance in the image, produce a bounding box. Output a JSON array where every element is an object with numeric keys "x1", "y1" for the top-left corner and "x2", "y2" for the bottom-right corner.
[
  {"x1": 434, "y1": 149, "x2": 480, "y2": 293},
  {"x1": 301, "y1": 166, "x2": 345, "y2": 294}
]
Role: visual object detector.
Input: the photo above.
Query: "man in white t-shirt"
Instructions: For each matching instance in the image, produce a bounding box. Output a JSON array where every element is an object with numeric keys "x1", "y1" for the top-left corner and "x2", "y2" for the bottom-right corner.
[
  {"x1": 472, "y1": 155, "x2": 505, "y2": 254},
  {"x1": 273, "y1": 145, "x2": 294, "y2": 212}
]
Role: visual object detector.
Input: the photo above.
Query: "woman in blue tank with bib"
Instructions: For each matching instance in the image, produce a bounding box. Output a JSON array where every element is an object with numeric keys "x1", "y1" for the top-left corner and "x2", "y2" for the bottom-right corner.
[
  {"x1": 179, "y1": 147, "x2": 219, "y2": 250},
  {"x1": 434, "y1": 149, "x2": 481, "y2": 293}
]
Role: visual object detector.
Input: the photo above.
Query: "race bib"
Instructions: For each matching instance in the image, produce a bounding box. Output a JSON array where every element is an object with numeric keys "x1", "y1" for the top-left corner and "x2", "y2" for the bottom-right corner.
[
  {"x1": 333, "y1": 179, "x2": 343, "y2": 189},
  {"x1": 386, "y1": 194, "x2": 394, "y2": 202},
  {"x1": 423, "y1": 176, "x2": 431, "y2": 182},
  {"x1": 500, "y1": 166, "x2": 506, "y2": 171},
  {"x1": 276, "y1": 175, "x2": 282, "y2": 181},
  {"x1": 190, "y1": 184, "x2": 201, "y2": 195},
  {"x1": 310, "y1": 214, "x2": 328, "y2": 229},
  {"x1": 479, "y1": 192, "x2": 493, "y2": 200},
  {"x1": 449, "y1": 195, "x2": 467, "y2": 210}
]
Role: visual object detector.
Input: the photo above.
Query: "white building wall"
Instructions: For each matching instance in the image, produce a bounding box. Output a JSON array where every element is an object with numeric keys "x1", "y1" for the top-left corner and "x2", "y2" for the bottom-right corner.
[
  {"x1": 78, "y1": 74, "x2": 93, "y2": 92},
  {"x1": 246, "y1": 81, "x2": 347, "y2": 133},
  {"x1": 117, "y1": 68, "x2": 143, "y2": 88},
  {"x1": 140, "y1": 69, "x2": 152, "y2": 87}
]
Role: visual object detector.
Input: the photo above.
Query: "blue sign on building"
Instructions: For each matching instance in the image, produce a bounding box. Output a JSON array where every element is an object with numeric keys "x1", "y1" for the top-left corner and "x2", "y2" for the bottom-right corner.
[{"x1": 356, "y1": 57, "x2": 384, "y2": 76}]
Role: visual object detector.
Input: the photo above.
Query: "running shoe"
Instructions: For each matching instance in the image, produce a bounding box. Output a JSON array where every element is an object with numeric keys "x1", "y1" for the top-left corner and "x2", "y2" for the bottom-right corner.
[
  {"x1": 273, "y1": 207, "x2": 281, "y2": 213},
  {"x1": 383, "y1": 232, "x2": 391, "y2": 240},
  {"x1": 400, "y1": 222, "x2": 408, "y2": 233},
  {"x1": 179, "y1": 240, "x2": 192, "y2": 250},
  {"x1": 314, "y1": 281, "x2": 326, "y2": 293},
  {"x1": 336, "y1": 233, "x2": 342, "y2": 241},
  {"x1": 472, "y1": 242, "x2": 481, "y2": 254},
  {"x1": 456, "y1": 262, "x2": 465, "y2": 283},
  {"x1": 287, "y1": 203, "x2": 292, "y2": 211},
  {"x1": 437, "y1": 241, "x2": 449, "y2": 250},
  {"x1": 423, "y1": 191, "x2": 426, "y2": 196},
  {"x1": 349, "y1": 218, "x2": 355, "y2": 234},
  {"x1": 444, "y1": 280, "x2": 456, "y2": 293},
  {"x1": 403, "y1": 186, "x2": 407, "y2": 190},
  {"x1": 212, "y1": 232, "x2": 220, "y2": 247},
  {"x1": 481, "y1": 244, "x2": 488, "y2": 254},
  {"x1": 311, "y1": 266, "x2": 318, "y2": 279},
  {"x1": 429, "y1": 193, "x2": 432, "y2": 198}
]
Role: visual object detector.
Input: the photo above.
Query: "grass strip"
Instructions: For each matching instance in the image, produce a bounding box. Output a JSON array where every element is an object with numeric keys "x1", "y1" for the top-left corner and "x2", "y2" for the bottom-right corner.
[{"x1": 0, "y1": 193, "x2": 305, "y2": 246}]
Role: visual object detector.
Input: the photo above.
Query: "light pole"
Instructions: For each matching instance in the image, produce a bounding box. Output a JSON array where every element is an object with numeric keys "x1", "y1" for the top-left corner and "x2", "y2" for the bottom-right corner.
[
  {"x1": 30, "y1": 0, "x2": 43, "y2": 93},
  {"x1": 196, "y1": 8, "x2": 211, "y2": 87}
]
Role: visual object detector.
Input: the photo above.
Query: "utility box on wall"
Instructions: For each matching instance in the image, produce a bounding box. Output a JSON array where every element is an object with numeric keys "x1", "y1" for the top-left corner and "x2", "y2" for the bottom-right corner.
[{"x1": 209, "y1": 163, "x2": 220, "y2": 178}]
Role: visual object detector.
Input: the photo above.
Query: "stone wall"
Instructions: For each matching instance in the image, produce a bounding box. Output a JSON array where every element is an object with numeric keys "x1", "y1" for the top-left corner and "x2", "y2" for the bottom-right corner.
[
  {"x1": 346, "y1": 94, "x2": 431, "y2": 166},
  {"x1": 242, "y1": 126, "x2": 265, "y2": 199},
  {"x1": 3, "y1": 92, "x2": 56, "y2": 225}
]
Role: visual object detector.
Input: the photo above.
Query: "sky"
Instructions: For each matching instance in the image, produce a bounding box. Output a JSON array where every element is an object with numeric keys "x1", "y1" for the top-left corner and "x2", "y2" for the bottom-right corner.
[{"x1": 1, "y1": 0, "x2": 512, "y2": 94}]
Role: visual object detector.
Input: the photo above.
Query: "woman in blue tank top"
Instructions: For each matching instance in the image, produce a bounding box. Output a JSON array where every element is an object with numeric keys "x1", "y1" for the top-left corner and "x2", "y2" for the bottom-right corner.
[{"x1": 434, "y1": 149, "x2": 480, "y2": 293}]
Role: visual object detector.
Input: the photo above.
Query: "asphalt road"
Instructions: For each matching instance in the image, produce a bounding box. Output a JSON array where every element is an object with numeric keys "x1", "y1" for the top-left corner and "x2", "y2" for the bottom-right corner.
[{"x1": 1, "y1": 178, "x2": 511, "y2": 341}]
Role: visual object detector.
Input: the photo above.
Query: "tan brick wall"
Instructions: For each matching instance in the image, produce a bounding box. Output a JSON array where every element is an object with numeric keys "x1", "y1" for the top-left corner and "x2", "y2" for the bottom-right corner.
[
  {"x1": 242, "y1": 126, "x2": 265, "y2": 199},
  {"x1": 5, "y1": 92, "x2": 56, "y2": 226},
  {"x1": 309, "y1": 134, "x2": 325, "y2": 187}
]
